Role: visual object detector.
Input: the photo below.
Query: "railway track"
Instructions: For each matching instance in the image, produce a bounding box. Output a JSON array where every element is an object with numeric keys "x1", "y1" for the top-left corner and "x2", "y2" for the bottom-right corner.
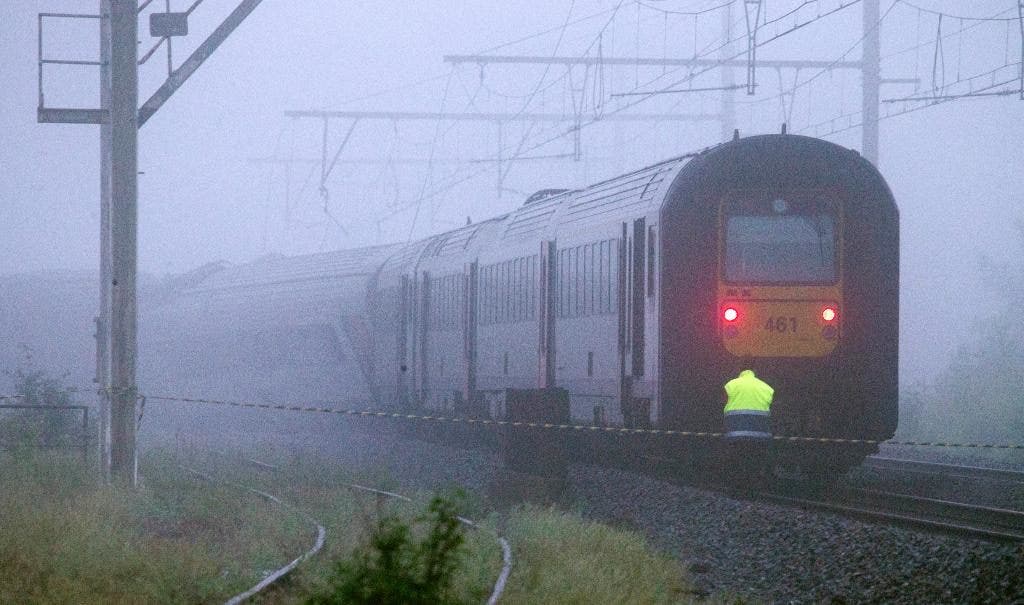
[
  {"x1": 862, "y1": 456, "x2": 1024, "y2": 484},
  {"x1": 754, "y1": 485, "x2": 1024, "y2": 543},
  {"x1": 689, "y1": 456, "x2": 1024, "y2": 544},
  {"x1": 642, "y1": 452, "x2": 1023, "y2": 543}
]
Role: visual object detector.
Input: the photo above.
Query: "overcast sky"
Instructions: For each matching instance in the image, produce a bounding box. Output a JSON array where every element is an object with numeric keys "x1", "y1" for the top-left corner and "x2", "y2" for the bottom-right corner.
[{"x1": 1, "y1": 0, "x2": 1022, "y2": 382}]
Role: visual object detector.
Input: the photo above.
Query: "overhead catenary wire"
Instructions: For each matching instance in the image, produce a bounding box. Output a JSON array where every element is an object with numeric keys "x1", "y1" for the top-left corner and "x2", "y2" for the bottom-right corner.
[
  {"x1": 635, "y1": 0, "x2": 735, "y2": 16},
  {"x1": 895, "y1": 0, "x2": 1021, "y2": 22},
  {"x1": 380, "y1": 0, "x2": 877, "y2": 225},
  {"x1": 882, "y1": 6, "x2": 1016, "y2": 63},
  {"x1": 394, "y1": 0, "x2": 604, "y2": 225},
  {"x1": 733, "y1": 0, "x2": 897, "y2": 116},
  {"x1": 403, "y1": 1, "x2": 748, "y2": 199},
  {"x1": 365, "y1": 0, "x2": 862, "y2": 220},
  {"x1": 798, "y1": 66, "x2": 1022, "y2": 138},
  {"x1": 784, "y1": 2, "x2": 1023, "y2": 139},
  {"x1": 383, "y1": 1, "x2": 633, "y2": 220},
  {"x1": 405, "y1": 68, "x2": 456, "y2": 241},
  {"x1": 294, "y1": 0, "x2": 751, "y2": 228},
  {"x1": 305, "y1": 0, "x2": 1013, "y2": 235},
  {"x1": 492, "y1": 1, "x2": 870, "y2": 156}
]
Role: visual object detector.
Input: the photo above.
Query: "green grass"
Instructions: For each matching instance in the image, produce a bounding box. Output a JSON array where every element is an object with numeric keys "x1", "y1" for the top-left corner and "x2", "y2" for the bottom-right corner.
[
  {"x1": 0, "y1": 450, "x2": 312, "y2": 604},
  {"x1": 492, "y1": 506, "x2": 696, "y2": 604},
  {"x1": 0, "y1": 448, "x2": 710, "y2": 604}
]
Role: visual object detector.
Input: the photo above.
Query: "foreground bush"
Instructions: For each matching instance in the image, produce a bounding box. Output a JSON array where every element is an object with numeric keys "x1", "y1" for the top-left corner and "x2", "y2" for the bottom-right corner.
[{"x1": 306, "y1": 496, "x2": 468, "y2": 605}]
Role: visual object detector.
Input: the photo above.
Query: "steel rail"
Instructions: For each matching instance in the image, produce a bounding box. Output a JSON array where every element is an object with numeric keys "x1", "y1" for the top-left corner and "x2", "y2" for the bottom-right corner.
[
  {"x1": 862, "y1": 456, "x2": 1024, "y2": 484},
  {"x1": 179, "y1": 465, "x2": 327, "y2": 605},
  {"x1": 736, "y1": 485, "x2": 1024, "y2": 544},
  {"x1": 837, "y1": 487, "x2": 1024, "y2": 535},
  {"x1": 200, "y1": 446, "x2": 514, "y2": 604}
]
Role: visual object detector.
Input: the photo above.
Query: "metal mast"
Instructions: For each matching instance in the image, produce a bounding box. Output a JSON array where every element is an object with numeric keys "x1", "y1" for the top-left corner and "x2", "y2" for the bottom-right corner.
[{"x1": 862, "y1": 0, "x2": 881, "y2": 165}]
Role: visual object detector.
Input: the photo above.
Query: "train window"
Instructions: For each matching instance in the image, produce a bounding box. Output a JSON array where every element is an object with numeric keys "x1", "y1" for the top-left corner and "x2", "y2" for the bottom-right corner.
[
  {"x1": 581, "y1": 245, "x2": 588, "y2": 315},
  {"x1": 609, "y1": 239, "x2": 619, "y2": 314},
  {"x1": 589, "y1": 243, "x2": 598, "y2": 315},
  {"x1": 489, "y1": 266, "x2": 496, "y2": 324},
  {"x1": 528, "y1": 254, "x2": 536, "y2": 314},
  {"x1": 647, "y1": 226, "x2": 656, "y2": 298},
  {"x1": 478, "y1": 255, "x2": 538, "y2": 325},
  {"x1": 556, "y1": 239, "x2": 619, "y2": 319},
  {"x1": 571, "y1": 246, "x2": 580, "y2": 317},
  {"x1": 723, "y1": 197, "x2": 837, "y2": 284},
  {"x1": 428, "y1": 273, "x2": 464, "y2": 331},
  {"x1": 499, "y1": 262, "x2": 507, "y2": 323},
  {"x1": 509, "y1": 259, "x2": 517, "y2": 322}
]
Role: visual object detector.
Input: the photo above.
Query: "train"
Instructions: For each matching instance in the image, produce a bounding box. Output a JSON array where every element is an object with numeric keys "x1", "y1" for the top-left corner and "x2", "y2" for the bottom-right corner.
[{"x1": 145, "y1": 132, "x2": 899, "y2": 476}]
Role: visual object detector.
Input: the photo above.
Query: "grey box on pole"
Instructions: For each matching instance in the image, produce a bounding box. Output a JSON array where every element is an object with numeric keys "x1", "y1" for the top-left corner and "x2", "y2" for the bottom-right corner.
[{"x1": 150, "y1": 12, "x2": 188, "y2": 37}]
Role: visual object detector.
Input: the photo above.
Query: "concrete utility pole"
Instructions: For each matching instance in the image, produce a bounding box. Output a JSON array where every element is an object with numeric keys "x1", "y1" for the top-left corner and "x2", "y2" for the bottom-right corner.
[
  {"x1": 108, "y1": 0, "x2": 139, "y2": 487},
  {"x1": 862, "y1": 0, "x2": 881, "y2": 166},
  {"x1": 97, "y1": 0, "x2": 112, "y2": 482}
]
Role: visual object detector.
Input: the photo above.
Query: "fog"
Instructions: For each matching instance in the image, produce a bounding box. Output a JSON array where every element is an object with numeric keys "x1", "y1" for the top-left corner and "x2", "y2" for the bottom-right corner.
[{"x1": 1, "y1": 0, "x2": 1022, "y2": 397}]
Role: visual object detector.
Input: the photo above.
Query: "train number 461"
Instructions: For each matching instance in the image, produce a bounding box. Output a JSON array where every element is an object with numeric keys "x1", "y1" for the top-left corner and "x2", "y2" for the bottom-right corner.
[{"x1": 764, "y1": 316, "x2": 798, "y2": 333}]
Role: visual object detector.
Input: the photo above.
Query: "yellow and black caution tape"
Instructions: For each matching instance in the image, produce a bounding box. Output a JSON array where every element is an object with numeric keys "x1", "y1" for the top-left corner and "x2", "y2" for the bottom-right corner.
[
  {"x1": 5, "y1": 389, "x2": 1016, "y2": 450},
  {"x1": 145, "y1": 394, "x2": 723, "y2": 437},
  {"x1": 0, "y1": 387, "x2": 142, "y2": 402},
  {"x1": 143, "y1": 393, "x2": 1024, "y2": 450}
]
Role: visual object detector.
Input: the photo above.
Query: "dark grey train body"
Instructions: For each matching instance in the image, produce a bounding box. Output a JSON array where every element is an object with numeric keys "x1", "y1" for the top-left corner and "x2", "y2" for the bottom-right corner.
[{"x1": 151, "y1": 134, "x2": 898, "y2": 472}]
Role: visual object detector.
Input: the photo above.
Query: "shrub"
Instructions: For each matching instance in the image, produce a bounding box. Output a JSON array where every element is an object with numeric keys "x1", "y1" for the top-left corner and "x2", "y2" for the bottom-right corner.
[
  {"x1": 306, "y1": 496, "x2": 468, "y2": 605},
  {"x1": 0, "y1": 346, "x2": 78, "y2": 450}
]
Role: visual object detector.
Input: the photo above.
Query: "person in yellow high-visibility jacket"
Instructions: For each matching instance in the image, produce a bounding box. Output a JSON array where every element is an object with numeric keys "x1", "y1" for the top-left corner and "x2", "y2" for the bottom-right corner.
[
  {"x1": 723, "y1": 369, "x2": 774, "y2": 439},
  {"x1": 723, "y1": 368, "x2": 775, "y2": 482}
]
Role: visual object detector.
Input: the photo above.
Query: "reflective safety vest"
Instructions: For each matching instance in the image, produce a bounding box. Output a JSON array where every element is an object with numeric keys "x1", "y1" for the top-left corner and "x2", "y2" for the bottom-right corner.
[{"x1": 723, "y1": 370, "x2": 774, "y2": 414}]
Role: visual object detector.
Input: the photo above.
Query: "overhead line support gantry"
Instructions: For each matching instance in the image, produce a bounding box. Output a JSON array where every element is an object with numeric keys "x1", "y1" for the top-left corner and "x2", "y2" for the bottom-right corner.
[{"x1": 38, "y1": 0, "x2": 265, "y2": 486}]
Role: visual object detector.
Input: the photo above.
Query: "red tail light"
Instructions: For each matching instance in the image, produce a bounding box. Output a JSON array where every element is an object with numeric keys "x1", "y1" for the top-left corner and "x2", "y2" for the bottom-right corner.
[
  {"x1": 822, "y1": 307, "x2": 837, "y2": 322},
  {"x1": 723, "y1": 307, "x2": 739, "y2": 322}
]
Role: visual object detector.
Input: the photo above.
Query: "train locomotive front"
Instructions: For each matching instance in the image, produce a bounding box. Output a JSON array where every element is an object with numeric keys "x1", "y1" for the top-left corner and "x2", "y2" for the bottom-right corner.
[{"x1": 658, "y1": 134, "x2": 899, "y2": 473}]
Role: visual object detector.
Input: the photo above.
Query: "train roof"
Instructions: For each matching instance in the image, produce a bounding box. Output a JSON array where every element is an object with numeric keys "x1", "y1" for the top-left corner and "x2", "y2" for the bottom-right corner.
[{"x1": 184, "y1": 244, "x2": 399, "y2": 295}]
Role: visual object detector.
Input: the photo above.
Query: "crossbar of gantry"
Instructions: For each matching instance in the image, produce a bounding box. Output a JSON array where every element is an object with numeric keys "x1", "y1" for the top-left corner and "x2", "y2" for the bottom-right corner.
[
  {"x1": 443, "y1": 55, "x2": 863, "y2": 70},
  {"x1": 284, "y1": 110, "x2": 719, "y2": 122}
]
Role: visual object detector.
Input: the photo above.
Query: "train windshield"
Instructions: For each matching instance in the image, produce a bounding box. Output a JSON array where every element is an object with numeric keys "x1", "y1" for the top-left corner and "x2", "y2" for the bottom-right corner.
[{"x1": 722, "y1": 196, "x2": 838, "y2": 284}]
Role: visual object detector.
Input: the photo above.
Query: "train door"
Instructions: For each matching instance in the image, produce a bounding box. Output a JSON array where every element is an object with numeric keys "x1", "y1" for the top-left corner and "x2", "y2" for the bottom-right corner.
[
  {"x1": 632, "y1": 218, "x2": 646, "y2": 378},
  {"x1": 618, "y1": 223, "x2": 630, "y2": 419},
  {"x1": 417, "y1": 272, "x2": 430, "y2": 407},
  {"x1": 397, "y1": 274, "x2": 411, "y2": 408},
  {"x1": 538, "y1": 240, "x2": 557, "y2": 388},
  {"x1": 464, "y1": 261, "x2": 478, "y2": 410},
  {"x1": 618, "y1": 218, "x2": 648, "y2": 427}
]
